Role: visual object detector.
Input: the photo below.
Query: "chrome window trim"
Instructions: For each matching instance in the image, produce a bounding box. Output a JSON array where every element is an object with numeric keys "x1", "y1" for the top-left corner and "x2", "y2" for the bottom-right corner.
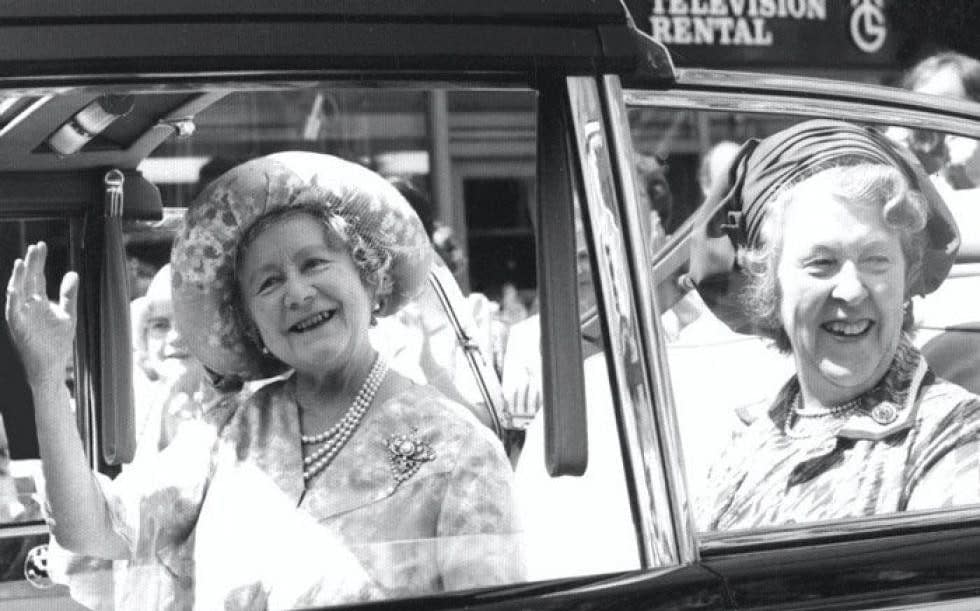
[
  {"x1": 700, "y1": 504, "x2": 980, "y2": 554},
  {"x1": 623, "y1": 89, "x2": 980, "y2": 139},
  {"x1": 0, "y1": 71, "x2": 535, "y2": 90},
  {"x1": 567, "y1": 75, "x2": 678, "y2": 568},
  {"x1": 672, "y1": 68, "x2": 980, "y2": 122},
  {"x1": 0, "y1": 523, "x2": 49, "y2": 540},
  {"x1": 601, "y1": 74, "x2": 697, "y2": 565},
  {"x1": 875, "y1": 598, "x2": 980, "y2": 611}
]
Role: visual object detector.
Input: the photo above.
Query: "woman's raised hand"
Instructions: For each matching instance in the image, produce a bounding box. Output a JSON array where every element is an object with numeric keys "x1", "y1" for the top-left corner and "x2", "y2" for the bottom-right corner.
[{"x1": 5, "y1": 242, "x2": 79, "y2": 384}]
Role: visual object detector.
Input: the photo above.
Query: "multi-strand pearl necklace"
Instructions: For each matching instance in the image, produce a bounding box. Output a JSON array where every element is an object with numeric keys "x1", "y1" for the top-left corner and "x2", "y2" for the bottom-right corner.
[
  {"x1": 300, "y1": 356, "x2": 388, "y2": 482},
  {"x1": 792, "y1": 392, "x2": 862, "y2": 418}
]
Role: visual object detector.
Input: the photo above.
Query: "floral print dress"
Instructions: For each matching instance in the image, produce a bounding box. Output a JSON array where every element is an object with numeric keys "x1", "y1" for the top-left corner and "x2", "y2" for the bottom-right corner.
[
  {"x1": 50, "y1": 381, "x2": 524, "y2": 610},
  {"x1": 699, "y1": 337, "x2": 980, "y2": 532}
]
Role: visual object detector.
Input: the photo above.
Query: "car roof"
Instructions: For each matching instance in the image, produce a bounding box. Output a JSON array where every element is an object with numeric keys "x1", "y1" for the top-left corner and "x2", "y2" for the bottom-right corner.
[
  {"x1": 0, "y1": 1, "x2": 674, "y2": 177},
  {"x1": 0, "y1": 1, "x2": 672, "y2": 83}
]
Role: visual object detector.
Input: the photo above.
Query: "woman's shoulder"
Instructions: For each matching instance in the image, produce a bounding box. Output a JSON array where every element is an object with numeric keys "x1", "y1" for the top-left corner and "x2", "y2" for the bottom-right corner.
[
  {"x1": 913, "y1": 372, "x2": 980, "y2": 442},
  {"x1": 211, "y1": 377, "x2": 294, "y2": 435},
  {"x1": 377, "y1": 384, "x2": 489, "y2": 432},
  {"x1": 919, "y1": 373, "x2": 980, "y2": 415}
]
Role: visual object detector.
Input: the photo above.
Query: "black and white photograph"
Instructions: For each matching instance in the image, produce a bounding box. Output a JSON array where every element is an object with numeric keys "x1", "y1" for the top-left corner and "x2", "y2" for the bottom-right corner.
[{"x1": 0, "y1": 1, "x2": 978, "y2": 609}]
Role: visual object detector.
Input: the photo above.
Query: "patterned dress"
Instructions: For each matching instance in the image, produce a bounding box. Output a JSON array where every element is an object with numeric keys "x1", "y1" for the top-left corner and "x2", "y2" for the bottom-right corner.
[
  {"x1": 699, "y1": 336, "x2": 980, "y2": 532},
  {"x1": 49, "y1": 380, "x2": 524, "y2": 610}
]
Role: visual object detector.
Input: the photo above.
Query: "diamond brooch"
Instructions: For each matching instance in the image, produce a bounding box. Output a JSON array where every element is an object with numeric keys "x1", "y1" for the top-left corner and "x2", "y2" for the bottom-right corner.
[{"x1": 384, "y1": 428, "x2": 435, "y2": 488}]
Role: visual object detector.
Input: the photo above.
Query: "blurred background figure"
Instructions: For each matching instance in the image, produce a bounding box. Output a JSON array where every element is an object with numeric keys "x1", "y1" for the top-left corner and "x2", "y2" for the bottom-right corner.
[
  {"x1": 125, "y1": 255, "x2": 158, "y2": 301},
  {"x1": 378, "y1": 177, "x2": 503, "y2": 431},
  {"x1": 635, "y1": 152, "x2": 676, "y2": 252},
  {"x1": 130, "y1": 264, "x2": 213, "y2": 460},
  {"x1": 896, "y1": 52, "x2": 980, "y2": 191},
  {"x1": 388, "y1": 177, "x2": 467, "y2": 281},
  {"x1": 0, "y1": 417, "x2": 25, "y2": 522},
  {"x1": 697, "y1": 140, "x2": 741, "y2": 198},
  {"x1": 658, "y1": 142, "x2": 741, "y2": 341}
]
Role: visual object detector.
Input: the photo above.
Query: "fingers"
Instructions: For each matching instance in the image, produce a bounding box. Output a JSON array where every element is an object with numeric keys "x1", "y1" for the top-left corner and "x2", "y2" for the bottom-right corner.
[
  {"x1": 6, "y1": 242, "x2": 73, "y2": 325},
  {"x1": 5, "y1": 258, "x2": 25, "y2": 321},
  {"x1": 59, "y1": 271, "x2": 80, "y2": 323},
  {"x1": 25, "y1": 242, "x2": 47, "y2": 300}
]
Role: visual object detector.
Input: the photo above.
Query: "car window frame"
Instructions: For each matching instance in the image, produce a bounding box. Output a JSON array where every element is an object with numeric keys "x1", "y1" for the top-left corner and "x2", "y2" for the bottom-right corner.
[
  {"x1": 0, "y1": 213, "x2": 85, "y2": 542},
  {"x1": 566, "y1": 74, "x2": 687, "y2": 568},
  {"x1": 0, "y1": 73, "x2": 677, "y2": 595},
  {"x1": 617, "y1": 70, "x2": 980, "y2": 557}
]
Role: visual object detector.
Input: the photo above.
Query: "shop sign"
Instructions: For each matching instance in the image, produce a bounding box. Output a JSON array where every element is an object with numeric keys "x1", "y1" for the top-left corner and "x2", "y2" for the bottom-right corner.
[{"x1": 626, "y1": 0, "x2": 903, "y2": 68}]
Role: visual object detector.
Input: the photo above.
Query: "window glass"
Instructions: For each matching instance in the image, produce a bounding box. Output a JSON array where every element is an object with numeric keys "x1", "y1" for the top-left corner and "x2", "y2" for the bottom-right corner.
[
  {"x1": 0, "y1": 220, "x2": 72, "y2": 591},
  {"x1": 509, "y1": 192, "x2": 643, "y2": 579},
  {"x1": 53, "y1": 82, "x2": 645, "y2": 608},
  {"x1": 627, "y1": 104, "x2": 980, "y2": 535},
  {"x1": 0, "y1": 220, "x2": 72, "y2": 528}
]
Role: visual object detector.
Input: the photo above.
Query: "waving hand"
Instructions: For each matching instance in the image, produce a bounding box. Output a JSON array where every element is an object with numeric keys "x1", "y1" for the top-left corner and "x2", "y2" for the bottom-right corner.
[{"x1": 5, "y1": 242, "x2": 79, "y2": 384}]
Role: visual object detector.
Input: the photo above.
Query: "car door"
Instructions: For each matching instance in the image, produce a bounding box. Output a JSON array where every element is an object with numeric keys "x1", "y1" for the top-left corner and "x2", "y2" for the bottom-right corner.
[{"x1": 616, "y1": 68, "x2": 980, "y2": 608}]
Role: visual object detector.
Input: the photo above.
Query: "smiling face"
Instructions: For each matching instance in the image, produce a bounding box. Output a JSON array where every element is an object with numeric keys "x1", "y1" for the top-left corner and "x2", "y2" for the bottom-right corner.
[
  {"x1": 776, "y1": 179, "x2": 907, "y2": 404},
  {"x1": 140, "y1": 265, "x2": 194, "y2": 382},
  {"x1": 238, "y1": 213, "x2": 377, "y2": 379}
]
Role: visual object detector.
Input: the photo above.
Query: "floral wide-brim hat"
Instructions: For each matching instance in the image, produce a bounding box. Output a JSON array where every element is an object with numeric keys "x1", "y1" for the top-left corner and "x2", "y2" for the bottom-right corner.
[{"x1": 171, "y1": 152, "x2": 433, "y2": 380}]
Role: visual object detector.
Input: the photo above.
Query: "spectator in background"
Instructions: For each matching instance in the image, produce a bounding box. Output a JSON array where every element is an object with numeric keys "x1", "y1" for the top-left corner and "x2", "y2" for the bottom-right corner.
[
  {"x1": 897, "y1": 52, "x2": 980, "y2": 191},
  {"x1": 129, "y1": 264, "x2": 219, "y2": 461},
  {"x1": 501, "y1": 155, "x2": 675, "y2": 426},
  {"x1": 657, "y1": 142, "x2": 742, "y2": 340},
  {"x1": 125, "y1": 255, "x2": 157, "y2": 301},
  {"x1": 388, "y1": 177, "x2": 466, "y2": 279},
  {"x1": 697, "y1": 141, "x2": 741, "y2": 198},
  {"x1": 896, "y1": 52, "x2": 980, "y2": 398},
  {"x1": 380, "y1": 177, "x2": 503, "y2": 431},
  {"x1": 634, "y1": 152, "x2": 674, "y2": 245}
]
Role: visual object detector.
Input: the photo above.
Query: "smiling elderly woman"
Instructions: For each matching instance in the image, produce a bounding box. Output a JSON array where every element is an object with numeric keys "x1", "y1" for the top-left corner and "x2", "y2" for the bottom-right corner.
[
  {"x1": 6, "y1": 152, "x2": 523, "y2": 609},
  {"x1": 689, "y1": 120, "x2": 980, "y2": 532}
]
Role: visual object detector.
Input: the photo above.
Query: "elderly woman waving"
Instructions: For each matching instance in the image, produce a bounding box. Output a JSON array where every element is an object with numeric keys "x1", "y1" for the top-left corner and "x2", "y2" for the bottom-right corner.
[
  {"x1": 7, "y1": 153, "x2": 523, "y2": 609},
  {"x1": 689, "y1": 120, "x2": 980, "y2": 532}
]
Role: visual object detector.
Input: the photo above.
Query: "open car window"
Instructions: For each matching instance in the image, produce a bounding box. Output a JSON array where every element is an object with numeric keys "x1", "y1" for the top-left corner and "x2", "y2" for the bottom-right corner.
[
  {"x1": 623, "y1": 94, "x2": 980, "y2": 541},
  {"x1": 124, "y1": 86, "x2": 534, "y2": 462},
  {"x1": 0, "y1": 81, "x2": 655, "y2": 609}
]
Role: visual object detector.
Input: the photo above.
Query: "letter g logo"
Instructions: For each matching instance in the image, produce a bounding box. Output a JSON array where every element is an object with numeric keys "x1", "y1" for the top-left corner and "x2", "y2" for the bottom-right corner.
[{"x1": 850, "y1": 0, "x2": 886, "y2": 53}]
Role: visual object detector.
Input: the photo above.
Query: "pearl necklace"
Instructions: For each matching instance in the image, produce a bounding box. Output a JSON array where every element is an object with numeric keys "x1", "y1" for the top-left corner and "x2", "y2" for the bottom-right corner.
[
  {"x1": 299, "y1": 356, "x2": 388, "y2": 482},
  {"x1": 792, "y1": 392, "x2": 862, "y2": 418}
]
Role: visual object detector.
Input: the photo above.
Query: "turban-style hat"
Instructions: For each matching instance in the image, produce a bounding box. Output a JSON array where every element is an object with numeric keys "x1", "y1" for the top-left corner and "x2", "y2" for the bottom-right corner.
[
  {"x1": 171, "y1": 152, "x2": 433, "y2": 380},
  {"x1": 688, "y1": 119, "x2": 960, "y2": 335}
]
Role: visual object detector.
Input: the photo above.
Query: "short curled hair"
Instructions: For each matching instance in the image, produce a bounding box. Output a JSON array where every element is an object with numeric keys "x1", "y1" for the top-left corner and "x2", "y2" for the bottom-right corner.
[
  {"x1": 230, "y1": 196, "x2": 394, "y2": 351},
  {"x1": 739, "y1": 161, "x2": 928, "y2": 352}
]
